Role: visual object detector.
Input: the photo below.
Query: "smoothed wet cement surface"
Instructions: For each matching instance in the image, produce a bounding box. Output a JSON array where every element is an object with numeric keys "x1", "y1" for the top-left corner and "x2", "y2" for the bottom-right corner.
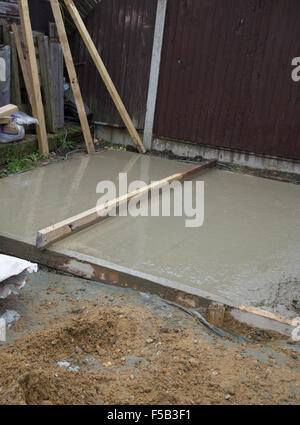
[
  {"x1": 0, "y1": 150, "x2": 188, "y2": 242},
  {"x1": 0, "y1": 150, "x2": 299, "y2": 317}
]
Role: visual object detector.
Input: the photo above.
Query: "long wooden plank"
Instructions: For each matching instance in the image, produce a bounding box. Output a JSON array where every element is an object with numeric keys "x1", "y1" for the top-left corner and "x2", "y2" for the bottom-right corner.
[
  {"x1": 17, "y1": 0, "x2": 49, "y2": 155},
  {"x1": 0, "y1": 104, "x2": 18, "y2": 117},
  {"x1": 63, "y1": 0, "x2": 146, "y2": 154},
  {"x1": 36, "y1": 159, "x2": 216, "y2": 249},
  {"x1": 49, "y1": 0, "x2": 95, "y2": 154},
  {"x1": 11, "y1": 24, "x2": 33, "y2": 105},
  {"x1": 0, "y1": 117, "x2": 13, "y2": 124},
  {"x1": 238, "y1": 305, "x2": 294, "y2": 326}
]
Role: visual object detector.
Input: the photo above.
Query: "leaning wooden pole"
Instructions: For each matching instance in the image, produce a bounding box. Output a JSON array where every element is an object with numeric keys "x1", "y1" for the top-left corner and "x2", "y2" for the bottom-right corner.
[
  {"x1": 49, "y1": 0, "x2": 95, "y2": 154},
  {"x1": 11, "y1": 24, "x2": 33, "y2": 106},
  {"x1": 36, "y1": 159, "x2": 216, "y2": 249},
  {"x1": 63, "y1": 0, "x2": 146, "y2": 154},
  {"x1": 17, "y1": 0, "x2": 49, "y2": 155}
]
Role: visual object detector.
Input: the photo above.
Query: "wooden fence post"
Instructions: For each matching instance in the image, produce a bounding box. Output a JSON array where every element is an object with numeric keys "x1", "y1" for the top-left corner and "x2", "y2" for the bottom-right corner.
[
  {"x1": 37, "y1": 34, "x2": 57, "y2": 133},
  {"x1": 17, "y1": 0, "x2": 49, "y2": 155}
]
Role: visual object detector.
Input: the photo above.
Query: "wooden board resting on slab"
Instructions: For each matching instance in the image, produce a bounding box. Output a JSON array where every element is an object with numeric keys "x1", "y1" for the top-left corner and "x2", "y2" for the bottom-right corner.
[
  {"x1": 63, "y1": 0, "x2": 146, "y2": 154},
  {"x1": 0, "y1": 104, "x2": 18, "y2": 118},
  {"x1": 36, "y1": 159, "x2": 217, "y2": 249},
  {"x1": 238, "y1": 305, "x2": 294, "y2": 326}
]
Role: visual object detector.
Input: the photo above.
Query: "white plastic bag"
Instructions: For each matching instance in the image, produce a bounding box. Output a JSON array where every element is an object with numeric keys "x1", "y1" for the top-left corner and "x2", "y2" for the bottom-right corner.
[
  {"x1": 0, "y1": 121, "x2": 25, "y2": 143},
  {"x1": 0, "y1": 111, "x2": 38, "y2": 143},
  {"x1": 0, "y1": 254, "x2": 38, "y2": 299},
  {"x1": 11, "y1": 111, "x2": 39, "y2": 126}
]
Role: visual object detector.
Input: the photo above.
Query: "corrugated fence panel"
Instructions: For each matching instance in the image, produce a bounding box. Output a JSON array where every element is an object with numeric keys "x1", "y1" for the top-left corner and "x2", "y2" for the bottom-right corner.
[
  {"x1": 154, "y1": 0, "x2": 300, "y2": 161},
  {"x1": 70, "y1": 0, "x2": 157, "y2": 129}
]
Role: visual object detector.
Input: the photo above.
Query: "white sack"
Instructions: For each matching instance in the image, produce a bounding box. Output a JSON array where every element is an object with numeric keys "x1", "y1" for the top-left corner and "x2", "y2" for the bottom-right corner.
[
  {"x1": 0, "y1": 255, "x2": 38, "y2": 299},
  {"x1": 0, "y1": 254, "x2": 37, "y2": 282}
]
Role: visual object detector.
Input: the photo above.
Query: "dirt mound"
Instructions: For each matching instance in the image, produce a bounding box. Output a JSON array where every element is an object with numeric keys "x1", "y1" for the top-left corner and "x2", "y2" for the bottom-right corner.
[
  {"x1": 10, "y1": 310, "x2": 118, "y2": 360},
  {"x1": 0, "y1": 303, "x2": 299, "y2": 405}
]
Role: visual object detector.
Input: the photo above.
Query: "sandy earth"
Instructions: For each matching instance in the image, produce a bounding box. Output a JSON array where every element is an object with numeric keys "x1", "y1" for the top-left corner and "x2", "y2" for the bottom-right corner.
[{"x1": 0, "y1": 282, "x2": 299, "y2": 405}]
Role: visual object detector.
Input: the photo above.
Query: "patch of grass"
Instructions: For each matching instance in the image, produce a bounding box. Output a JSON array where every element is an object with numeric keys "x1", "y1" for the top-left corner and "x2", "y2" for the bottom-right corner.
[
  {"x1": 57, "y1": 130, "x2": 76, "y2": 152},
  {"x1": 60, "y1": 138, "x2": 75, "y2": 152},
  {"x1": 7, "y1": 157, "x2": 34, "y2": 173},
  {"x1": 231, "y1": 165, "x2": 246, "y2": 172},
  {"x1": 5, "y1": 151, "x2": 47, "y2": 174},
  {"x1": 108, "y1": 144, "x2": 127, "y2": 151},
  {"x1": 27, "y1": 152, "x2": 47, "y2": 162}
]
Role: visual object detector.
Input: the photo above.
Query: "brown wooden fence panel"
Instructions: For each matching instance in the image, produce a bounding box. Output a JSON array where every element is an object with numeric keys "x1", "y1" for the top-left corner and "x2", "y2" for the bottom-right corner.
[
  {"x1": 154, "y1": 0, "x2": 300, "y2": 160},
  {"x1": 70, "y1": 0, "x2": 157, "y2": 130}
]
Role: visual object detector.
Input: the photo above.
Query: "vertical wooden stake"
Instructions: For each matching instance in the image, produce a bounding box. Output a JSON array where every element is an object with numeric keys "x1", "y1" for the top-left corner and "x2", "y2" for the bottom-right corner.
[
  {"x1": 49, "y1": 0, "x2": 95, "y2": 154},
  {"x1": 9, "y1": 32, "x2": 22, "y2": 107},
  {"x1": 37, "y1": 34, "x2": 57, "y2": 133},
  {"x1": 3, "y1": 24, "x2": 21, "y2": 107},
  {"x1": 11, "y1": 24, "x2": 33, "y2": 106},
  {"x1": 49, "y1": 23, "x2": 64, "y2": 129},
  {"x1": 63, "y1": 0, "x2": 146, "y2": 154},
  {"x1": 17, "y1": 0, "x2": 49, "y2": 155}
]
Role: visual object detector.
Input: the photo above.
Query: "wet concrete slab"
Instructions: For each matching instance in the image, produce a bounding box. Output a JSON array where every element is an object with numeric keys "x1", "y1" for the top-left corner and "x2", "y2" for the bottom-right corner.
[
  {"x1": 0, "y1": 150, "x2": 188, "y2": 243},
  {"x1": 0, "y1": 150, "x2": 300, "y2": 318}
]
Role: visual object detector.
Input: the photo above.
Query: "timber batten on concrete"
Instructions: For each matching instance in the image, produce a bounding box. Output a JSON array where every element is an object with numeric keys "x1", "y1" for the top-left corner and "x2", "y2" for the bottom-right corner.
[{"x1": 36, "y1": 159, "x2": 217, "y2": 249}]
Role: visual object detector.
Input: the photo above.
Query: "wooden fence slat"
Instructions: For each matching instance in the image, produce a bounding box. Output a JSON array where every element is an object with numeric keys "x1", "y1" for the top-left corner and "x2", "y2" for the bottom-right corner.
[
  {"x1": 49, "y1": 23, "x2": 64, "y2": 129},
  {"x1": 37, "y1": 34, "x2": 57, "y2": 133},
  {"x1": 8, "y1": 31, "x2": 21, "y2": 106},
  {"x1": 11, "y1": 23, "x2": 32, "y2": 106},
  {"x1": 2, "y1": 24, "x2": 21, "y2": 106}
]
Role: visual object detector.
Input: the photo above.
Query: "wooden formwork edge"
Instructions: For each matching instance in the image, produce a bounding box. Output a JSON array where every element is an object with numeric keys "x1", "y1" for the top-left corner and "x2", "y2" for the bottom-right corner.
[
  {"x1": 0, "y1": 234, "x2": 297, "y2": 338},
  {"x1": 238, "y1": 304, "x2": 294, "y2": 326}
]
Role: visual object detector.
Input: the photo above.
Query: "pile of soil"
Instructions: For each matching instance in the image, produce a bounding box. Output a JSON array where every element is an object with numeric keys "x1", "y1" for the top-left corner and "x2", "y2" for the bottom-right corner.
[{"x1": 0, "y1": 301, "x2": 299, "y2": 405}]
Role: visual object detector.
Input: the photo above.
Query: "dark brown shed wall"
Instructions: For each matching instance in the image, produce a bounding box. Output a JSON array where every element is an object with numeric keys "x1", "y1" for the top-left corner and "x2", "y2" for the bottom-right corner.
[
  {"x1": 70, "y1": 0, "x2": 157, "y2": 129},
  {"x1": 154, "y1": 0, "x2": 300, "y2": 161}
]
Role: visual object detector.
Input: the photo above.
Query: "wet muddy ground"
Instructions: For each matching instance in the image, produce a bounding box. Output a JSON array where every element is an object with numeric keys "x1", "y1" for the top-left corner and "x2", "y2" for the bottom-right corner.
[{"x1": 0, "y1": 270, "x2": 299, "y2": 405}]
